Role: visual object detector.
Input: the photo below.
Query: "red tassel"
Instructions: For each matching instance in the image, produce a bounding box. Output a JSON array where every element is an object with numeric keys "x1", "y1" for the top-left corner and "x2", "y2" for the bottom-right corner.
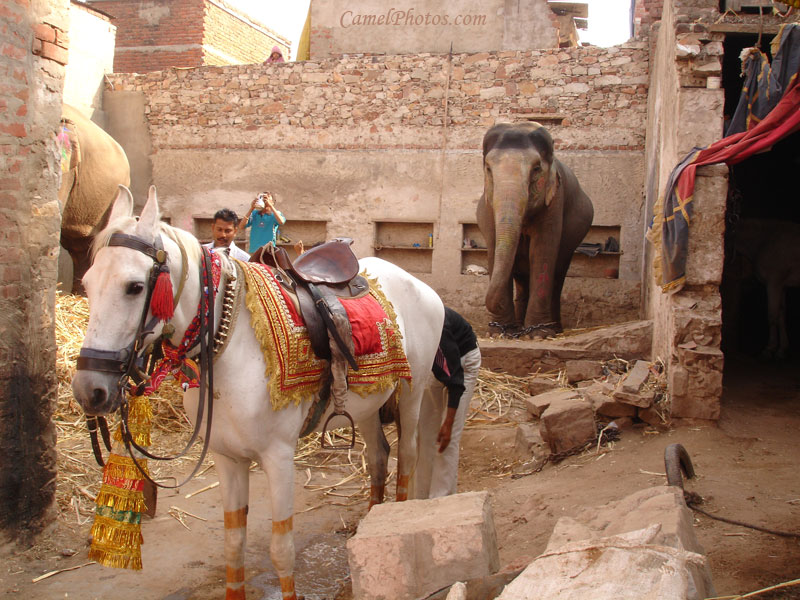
[{"x1": 151, "y1": 270, "x2": 174, "y2": 321}]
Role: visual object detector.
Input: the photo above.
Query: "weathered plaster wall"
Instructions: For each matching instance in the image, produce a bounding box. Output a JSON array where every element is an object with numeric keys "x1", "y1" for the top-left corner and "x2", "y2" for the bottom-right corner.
[
  {"x1": 0, "y1": 0, "x2": 68, "y2": 549},
  {"x1": 310, "y1": 0, "x2": 559, "y2": 58},
  {"x1": 105, "y1": 43, "x2": 649, "y2": 330},
  {"x1": 62, "y1": 1, "x2": 116, "y2": 123},
  {"x1": 643, "y1": 0, "x2": 727, "y2": 420}
]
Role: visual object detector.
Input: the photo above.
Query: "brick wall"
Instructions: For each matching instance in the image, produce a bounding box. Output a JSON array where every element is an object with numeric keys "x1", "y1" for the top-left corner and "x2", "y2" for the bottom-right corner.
[
  {"x1": 87, "y1": 0, "x2": 289, "y2": 73},
  {"x1": 203, "y1": 1, "x2": 288, "y2": 66},
  {"x1": 0, "y1": 0, "x2": 67, "y2": 545},
  {"x1": 89, "y1": 0, "x2": 205, "y2": 72}
]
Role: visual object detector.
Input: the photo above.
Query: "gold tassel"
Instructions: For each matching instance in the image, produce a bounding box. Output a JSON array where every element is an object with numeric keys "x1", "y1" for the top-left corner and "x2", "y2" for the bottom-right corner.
[{"x1": 90, "y1": 395, "x2": 153, "y2": 571}]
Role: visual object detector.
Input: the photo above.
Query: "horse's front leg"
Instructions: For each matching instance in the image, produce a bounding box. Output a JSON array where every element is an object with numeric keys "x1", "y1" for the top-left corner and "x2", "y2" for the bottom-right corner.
[
  {"x1": 215, "y1": 452, "x2": 251, "y2": 600},
  {"x1": 259, "y1": 444, "x2": 299, "y2": 600},
  {"x1": 357, "y1": 411, "x2": 391, "y2": 507}
]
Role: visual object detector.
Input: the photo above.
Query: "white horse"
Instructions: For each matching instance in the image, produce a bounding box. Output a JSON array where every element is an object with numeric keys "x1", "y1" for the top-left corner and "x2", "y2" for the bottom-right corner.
[{"x1": 71, "y1": 186, "x2": 444, "y2": 600}]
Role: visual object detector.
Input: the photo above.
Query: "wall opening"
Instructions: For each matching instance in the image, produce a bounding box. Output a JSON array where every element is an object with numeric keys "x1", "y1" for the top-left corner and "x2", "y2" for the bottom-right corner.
[{"x1": 720, "y1": 129, "x2": 800, "y2": 362}]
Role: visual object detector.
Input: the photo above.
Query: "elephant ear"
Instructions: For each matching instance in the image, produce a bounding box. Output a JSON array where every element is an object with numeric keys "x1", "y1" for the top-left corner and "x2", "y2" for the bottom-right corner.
[
  {"x1": 544, "y1": 166, "x2": 560, "y2": 207},
  {"x1": 135, "y1": 185, "x2": 161, "y2": 241},
  {"x1": 107, "y1": 185, "x2": 135, "y2": 224}
]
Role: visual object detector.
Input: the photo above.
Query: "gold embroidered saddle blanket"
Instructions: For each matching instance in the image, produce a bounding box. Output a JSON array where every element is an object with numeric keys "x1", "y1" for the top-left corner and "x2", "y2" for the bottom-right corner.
[{"x1": 238, "y1": 261, "x2": 412, "y2": 411}]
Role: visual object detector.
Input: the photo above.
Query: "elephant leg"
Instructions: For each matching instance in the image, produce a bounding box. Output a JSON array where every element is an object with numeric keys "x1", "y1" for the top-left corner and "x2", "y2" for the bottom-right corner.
[
  {"x1": 513, "y1": 276, "x2": 529, "y2": 326},
  {"x1": 524, "y1": 219, "x2": 561, "y2": 335}
]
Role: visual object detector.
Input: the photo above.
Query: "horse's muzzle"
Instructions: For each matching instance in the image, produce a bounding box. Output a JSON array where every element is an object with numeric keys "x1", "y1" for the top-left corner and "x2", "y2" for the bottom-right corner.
[{"x1": 72, "y1": 370, "x2": 124, "y2": 415}]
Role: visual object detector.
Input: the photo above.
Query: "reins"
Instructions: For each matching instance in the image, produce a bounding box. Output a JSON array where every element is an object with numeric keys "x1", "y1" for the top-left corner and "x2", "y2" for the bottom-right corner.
[{"x1": 78, "y1": 231, "x2": 219, "y2": 490}]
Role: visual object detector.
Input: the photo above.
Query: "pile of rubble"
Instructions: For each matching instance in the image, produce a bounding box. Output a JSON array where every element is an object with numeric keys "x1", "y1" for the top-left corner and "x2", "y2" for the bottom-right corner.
[{"x1": 515, "y1": 358, "x2": 669, "y2": 466}]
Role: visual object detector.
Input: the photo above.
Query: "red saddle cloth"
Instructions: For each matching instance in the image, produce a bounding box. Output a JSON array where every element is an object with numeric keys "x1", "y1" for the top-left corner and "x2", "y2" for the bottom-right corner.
[{"x1": 238, "y1": 261, "x2": 412, "y2": 410}]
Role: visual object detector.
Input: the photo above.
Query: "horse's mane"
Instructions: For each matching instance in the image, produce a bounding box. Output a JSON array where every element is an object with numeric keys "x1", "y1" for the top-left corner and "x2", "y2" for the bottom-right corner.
[{"x1": 91, "y1": 217, "x2": 237, "y2": 280}]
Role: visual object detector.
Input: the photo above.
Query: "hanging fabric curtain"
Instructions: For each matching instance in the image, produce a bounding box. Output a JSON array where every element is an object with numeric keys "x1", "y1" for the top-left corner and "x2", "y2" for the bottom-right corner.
[{"x1": 651, "y1": 24, "x2": 800, "y2": 292}]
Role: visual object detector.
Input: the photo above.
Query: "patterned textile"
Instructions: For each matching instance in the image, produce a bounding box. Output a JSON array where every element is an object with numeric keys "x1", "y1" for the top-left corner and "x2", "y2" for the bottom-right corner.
[
  {"x1": 239, "y1": 262, "x2": 412, "y2": 411},
  {"x1": 89, "y1": 395, "x2": 152, "y2": 570},
  {"x1": 727, "y1": 24, "x2": 800, "y2": 135},
  {"x1": 143, "y1": 250, "x2": 221, "y2": 395},
  {"x1": 651, "y1": 75, "x2": 800, "y2": 292}
]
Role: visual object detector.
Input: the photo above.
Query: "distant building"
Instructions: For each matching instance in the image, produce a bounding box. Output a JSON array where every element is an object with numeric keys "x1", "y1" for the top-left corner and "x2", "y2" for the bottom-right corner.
[
  {"x1": 85, "y1": 0, "x2": 290, "y2": 73},
  {"x1": 310, "y1": 0, "x2": 588, "y2": 58}
]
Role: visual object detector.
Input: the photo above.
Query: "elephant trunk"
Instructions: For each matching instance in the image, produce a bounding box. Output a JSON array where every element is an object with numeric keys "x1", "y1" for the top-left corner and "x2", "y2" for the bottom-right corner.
[{"x1": 485, "y1": 182, "x2": 527, "y2": 318}]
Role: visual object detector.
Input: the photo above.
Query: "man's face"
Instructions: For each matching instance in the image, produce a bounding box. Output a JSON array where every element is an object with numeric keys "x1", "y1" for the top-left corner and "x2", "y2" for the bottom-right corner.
[{"x1": 211, "y1": 219, "x2": 236, "y2": 248}]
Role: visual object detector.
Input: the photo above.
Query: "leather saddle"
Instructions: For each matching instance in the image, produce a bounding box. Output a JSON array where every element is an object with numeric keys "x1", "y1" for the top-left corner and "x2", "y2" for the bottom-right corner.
[{"x1": 249, "y1": 239, "x2": 368, "y2": 365}]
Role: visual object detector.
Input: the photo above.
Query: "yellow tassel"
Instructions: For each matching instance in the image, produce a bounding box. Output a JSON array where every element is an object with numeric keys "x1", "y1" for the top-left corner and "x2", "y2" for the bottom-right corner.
[
  {"x1": 103, "y1": 454, "x2": 150, "y2": 480},
  {"x1": 95, "y1": 489, "x2": 148, "y2": 514},
  {"x1": 89, "y1": 395, "x2": 152, "y2": 571}
]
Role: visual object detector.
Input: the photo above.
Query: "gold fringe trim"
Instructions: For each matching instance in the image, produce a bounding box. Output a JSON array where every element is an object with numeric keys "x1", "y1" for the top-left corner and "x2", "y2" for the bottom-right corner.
[
  {"x1": 240, "y1": 263, "x2": 412, "y2": 410},
  {"x1": 111, "y1": 396, "x2": 152, "y2": 446},
  {"x1": 103, "y1": 454, "x2": 150, "y2": 480},
  {"x1": 241, "y1": 262, "x2": 324, "y2": 411},
  {"x1": 95, "y1": 488, "x2": 148, "y2": 514},
  {"x1": 88, "y1": 547, "x2": 142, "y2": 571}
]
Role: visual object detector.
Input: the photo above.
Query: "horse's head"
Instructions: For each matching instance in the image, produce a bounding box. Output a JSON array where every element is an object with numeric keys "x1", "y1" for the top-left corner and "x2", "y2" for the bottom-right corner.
[{"x1": 72, "y1": 185, "x2": 175, "y2": 415}]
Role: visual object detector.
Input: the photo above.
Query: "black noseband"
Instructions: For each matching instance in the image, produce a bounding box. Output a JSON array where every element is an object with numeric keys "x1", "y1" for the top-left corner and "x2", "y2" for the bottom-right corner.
[{"x1": 76, "y1": 232, "x2": 167, "y2": 393}]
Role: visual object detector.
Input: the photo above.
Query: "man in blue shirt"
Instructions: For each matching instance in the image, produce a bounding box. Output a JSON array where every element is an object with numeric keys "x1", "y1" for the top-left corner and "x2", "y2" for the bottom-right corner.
[{"x1": 238, "y1": 191, "x2": 286, "y2": 254}]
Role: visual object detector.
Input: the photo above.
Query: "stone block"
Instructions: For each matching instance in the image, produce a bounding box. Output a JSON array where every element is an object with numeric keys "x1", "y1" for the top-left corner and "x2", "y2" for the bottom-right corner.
[
  {"x1": 585, "y1": 384, "x2": 636, "y2": 418},
  {"x1": 638, "y1": 405, "x2": 667, "y2": 427},
  {"x1": 552, "y1": 487, "x2": 690, "y2": 549},
  {"x1": 498, "y1": 525, "x2": 713, "y2": 600},
  {"x1": 539, "y1": 398, "x2": 595, "y2": 454},
  {"x1": 525, "y1": 389, "x2": 580, "y2": 419},
  {"x1": 565, "y1": 359, "x2": 603, "y2": 384},
  {"x1": 514, "y1": 423, "x2": 547, "y2": 461},
  {"x1": 347, "y1": 491, "x2": 500, "y2": 600},
  {"x1": 613, "y1": 388, "x2": 655, "y2": 408},
  {"x1": 621, "y1": 360, "x2": 651, "y2": 394},
  {"x1": 526, "y1": 376, "x2": 560, "y2": 396}
]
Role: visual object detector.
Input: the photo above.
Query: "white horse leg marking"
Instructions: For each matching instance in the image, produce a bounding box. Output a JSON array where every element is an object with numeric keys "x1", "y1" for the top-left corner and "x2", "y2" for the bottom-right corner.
[
  {"x1": 260, "y1": 447, "x2": 298, "y2": 600},
  {"x1": 216, "y1": 453, "x2": 251, "y2": 600}
]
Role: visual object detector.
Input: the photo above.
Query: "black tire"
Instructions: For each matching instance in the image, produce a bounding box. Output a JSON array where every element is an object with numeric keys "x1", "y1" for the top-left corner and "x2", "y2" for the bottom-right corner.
[{"x1": 664, "y1": 443, "x2": 695, "y2": 488}]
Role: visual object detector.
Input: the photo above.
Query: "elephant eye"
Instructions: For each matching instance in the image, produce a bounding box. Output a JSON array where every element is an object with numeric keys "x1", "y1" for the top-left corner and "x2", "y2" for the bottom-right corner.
[
  {"x1": 126, "y1": 281, "x2": 145, "y2": 296},
  {"x1": 531, "y1": 164, "x2": 542, "y2": 175}
]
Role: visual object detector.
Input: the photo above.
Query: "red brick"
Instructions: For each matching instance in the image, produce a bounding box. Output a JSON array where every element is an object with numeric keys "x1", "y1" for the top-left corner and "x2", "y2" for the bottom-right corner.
[
  {"x1": 3, "y1": 266, "x2": 21, "y2": 282},
  {"x1": 39, "y1": 41, "x2": 68, "y2": 65},
  {"x1": 2, "y1": 42, "x2": 26, "y2": 60},
  {"x1": 0, "y1": 284, "x2": 20, "y2": 299},
  {"x1": 34, "y1": 23, "x2": 56, "y2": 44},
  {"x1": 55, "y1": 28, "x2": 69, "y2": 48},
  {"x1": 0, "y1": 123, "x2": 26, "y2": 137}
]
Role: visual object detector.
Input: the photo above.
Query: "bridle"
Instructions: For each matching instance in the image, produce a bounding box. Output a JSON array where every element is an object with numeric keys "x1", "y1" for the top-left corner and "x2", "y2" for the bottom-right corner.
[{"x1": 77, "y1": 231, "x2": 217, "y2": 489}]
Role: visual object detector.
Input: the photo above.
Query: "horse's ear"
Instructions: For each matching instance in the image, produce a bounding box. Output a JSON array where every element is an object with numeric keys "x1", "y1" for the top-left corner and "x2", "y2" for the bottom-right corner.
[
  {"x1": 108, "y1": 185, "x2": 134, "y2": 223},
  {"x1": 135, "y1": 185, "x2": 161, "y2": 240}
]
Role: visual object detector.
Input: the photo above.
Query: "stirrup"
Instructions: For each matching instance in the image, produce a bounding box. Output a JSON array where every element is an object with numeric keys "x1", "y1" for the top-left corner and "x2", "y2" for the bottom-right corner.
[{"x1": 320, "y1": 410, "x2": 356, "y2": 450}]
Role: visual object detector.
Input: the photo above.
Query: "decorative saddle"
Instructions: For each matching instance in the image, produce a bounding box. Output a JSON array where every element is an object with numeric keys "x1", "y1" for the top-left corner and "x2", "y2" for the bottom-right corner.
[{"x1": 249, "y1": 239, "x2": 368, "y2": 368}]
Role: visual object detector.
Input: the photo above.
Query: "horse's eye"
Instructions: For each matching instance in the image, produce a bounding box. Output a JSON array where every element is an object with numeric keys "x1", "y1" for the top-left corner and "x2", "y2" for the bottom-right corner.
[{"x1": 126, "y1": 282, "x2": 145, "y2": 296}]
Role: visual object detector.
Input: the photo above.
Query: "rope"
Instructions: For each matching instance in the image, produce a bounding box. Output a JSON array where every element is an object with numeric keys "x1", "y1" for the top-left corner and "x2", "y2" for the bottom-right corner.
[{"x1": 684, "y1": 491, "x2": 800, "y2": 538}]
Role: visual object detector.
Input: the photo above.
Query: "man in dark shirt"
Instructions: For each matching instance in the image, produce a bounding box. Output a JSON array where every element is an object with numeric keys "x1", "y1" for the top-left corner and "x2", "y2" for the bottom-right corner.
[{"x1": 415, "y1": 307, "x2": 481, "y2": 498}]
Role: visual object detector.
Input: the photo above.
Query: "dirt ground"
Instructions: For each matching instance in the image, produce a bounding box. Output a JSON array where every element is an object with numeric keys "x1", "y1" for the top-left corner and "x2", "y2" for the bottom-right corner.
[{"x1": 2, "y1": 354, "x2": 799, "y2": 600}]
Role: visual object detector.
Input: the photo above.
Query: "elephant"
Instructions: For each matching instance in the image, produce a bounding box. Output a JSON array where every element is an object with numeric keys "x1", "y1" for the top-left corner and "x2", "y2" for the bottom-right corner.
[
  {"x1": 476, "y1": 122, "x2": 594, "y2": 338},
  {"x1": 58, "y1": 104, "x2": 131, "y2": 292}
]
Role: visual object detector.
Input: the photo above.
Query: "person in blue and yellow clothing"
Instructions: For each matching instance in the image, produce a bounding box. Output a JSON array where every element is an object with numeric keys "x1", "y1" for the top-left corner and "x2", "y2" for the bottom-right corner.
[{"x1": 238, "y1": 191, "x2": 286, "y2": 254}]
